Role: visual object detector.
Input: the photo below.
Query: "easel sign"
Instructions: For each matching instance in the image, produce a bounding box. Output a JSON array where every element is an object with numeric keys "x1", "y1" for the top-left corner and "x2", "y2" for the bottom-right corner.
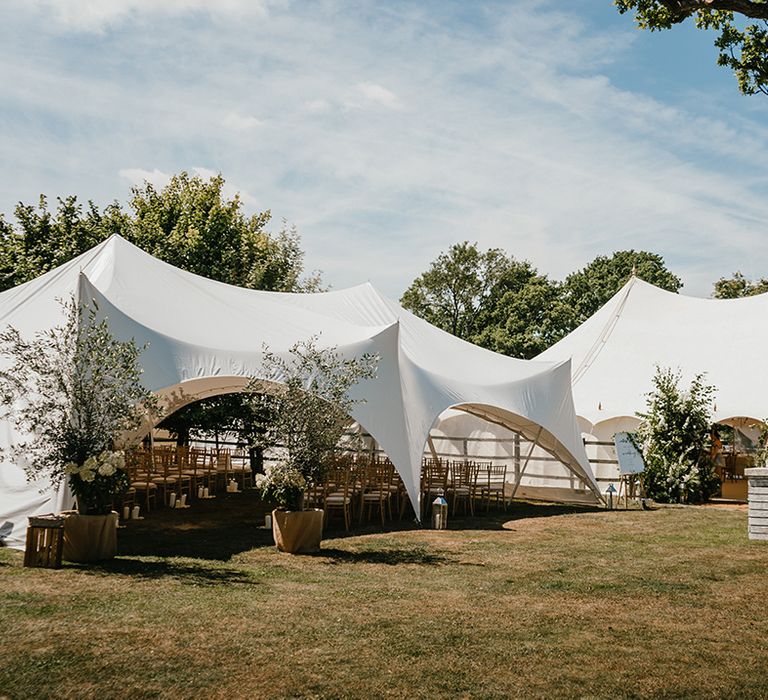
[{"x1": 614, "y1": 432, "x2": 645, "y2": 475}]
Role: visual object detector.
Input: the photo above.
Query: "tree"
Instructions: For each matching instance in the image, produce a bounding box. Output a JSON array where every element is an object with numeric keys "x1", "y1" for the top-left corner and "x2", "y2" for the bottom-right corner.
[
  {"x1": 0, "y1": 297, "x2": 158, "y2": 513},
  {"x1": 615, "y1": 0, "x2": 768, "y2": 95},
  {"x1": 250, "y1": 337, "x2": 378, "y2": 510},
  {"x1": 471, "y1": 263, "x2": 576, "y2": 359},
  {"x1": 635, "y1": 366, "x2": 719, "y2": 503},
  {"x1": 712, "y1": 270, "x2": 768, "y2": 297},
  {"x1": 563, "y1": 250, "x2": 682, "y2": 327},
  {"x1": 400, "y1": 242, "x2": 511, "y2": 340},
  {"x1": 128, "y1": 172, "x2": 320, "y2": 291},
  {"x1": 0, "y1": 171, "x2": 321, "y2": 293}
]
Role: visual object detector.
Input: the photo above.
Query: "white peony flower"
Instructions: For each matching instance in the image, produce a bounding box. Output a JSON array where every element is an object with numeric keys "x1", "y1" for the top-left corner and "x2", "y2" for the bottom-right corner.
[
  {"x1": 98, "y1": 462, "x2": 116, "y2": 476},
  {"x1": 79, "y1": 467, "x2": 96, "y2": 482},
  {"x1": 64, "y1": 462, "x2": 80, "y2": 475}
]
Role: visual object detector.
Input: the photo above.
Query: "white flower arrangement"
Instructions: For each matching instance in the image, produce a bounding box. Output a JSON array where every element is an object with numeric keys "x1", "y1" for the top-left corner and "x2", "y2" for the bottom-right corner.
[
  {"x1": 65, "y1": 450, "x2": 130, "y2": 514},
  {"x1": 255, "y1": 461, "x2": 307, "y2": 510},
  {"x1": 66, "y1": 451, "x2": 125, "y2": 483}
]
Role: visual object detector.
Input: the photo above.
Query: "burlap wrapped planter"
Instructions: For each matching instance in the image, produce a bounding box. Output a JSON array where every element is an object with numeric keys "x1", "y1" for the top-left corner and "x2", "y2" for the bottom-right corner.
[
  {"x1": 272, "y1": 508, "x2": 324, "y2": 554},
  {"x1": 62, "y1": 512, "x2": 119, "y2": 562}
]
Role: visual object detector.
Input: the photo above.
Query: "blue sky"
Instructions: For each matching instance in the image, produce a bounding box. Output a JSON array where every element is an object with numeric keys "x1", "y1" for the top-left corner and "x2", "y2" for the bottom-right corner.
[{"x1": 1, "y1": 0, "x2": 767, "y2": 298}]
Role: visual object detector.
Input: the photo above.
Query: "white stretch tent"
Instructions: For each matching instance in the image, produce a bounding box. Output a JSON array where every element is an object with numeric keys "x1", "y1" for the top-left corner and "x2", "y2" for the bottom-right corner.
[
  {"x1": 536, "y1": 276, "x2": 768, "y2": 484},
  {"x1": 0, "y1": 235, "x2": 599, "y2": 548}
]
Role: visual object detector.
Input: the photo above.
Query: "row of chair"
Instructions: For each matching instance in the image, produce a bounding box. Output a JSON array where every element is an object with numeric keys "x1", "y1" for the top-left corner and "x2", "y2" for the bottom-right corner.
[
  {"x1": 306, "y1": 457, "x2": 407, "y2": 531},
  {"x1": 124, "y1": 445, "x2": 253, "y2": 511},
  {"x1": 422, "y1": 460, "x2": 510, "y2": 517},
  {"x1": 303, "y1": 456, "x2": 511, "y2": 531}
]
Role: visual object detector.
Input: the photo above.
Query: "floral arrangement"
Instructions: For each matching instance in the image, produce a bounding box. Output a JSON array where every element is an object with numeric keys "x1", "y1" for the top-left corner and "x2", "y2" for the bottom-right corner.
[
  {"x1": 255, "y1": 461, "x2": 307, "y2": 511},
  {"x1": 64, "y1": 451, "x2": 130, "y2": 515}
]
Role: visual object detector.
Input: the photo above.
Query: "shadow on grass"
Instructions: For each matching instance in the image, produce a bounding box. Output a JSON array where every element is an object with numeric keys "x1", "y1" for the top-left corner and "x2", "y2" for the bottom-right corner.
[
  {"x1": 71, "y1": 556, "x2": 259, "y2": 586},
  {"x1": 117, "y1": 489, "x2": 604, "y2": 560},
  {"x1": 324, "y1": 501, "x2": 604, "y2": 540},
  {"x1": 310, "y1": 547, "x2": 449, "y2": 566}
]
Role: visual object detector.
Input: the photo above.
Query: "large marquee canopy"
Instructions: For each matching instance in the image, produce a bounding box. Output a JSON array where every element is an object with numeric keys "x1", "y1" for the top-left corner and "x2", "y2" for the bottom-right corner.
[
  {"x1": 0, "y1": 235, "x2": 599, "y2": 548},
  {"x1": 537, "y1": 275, "x2": 768, "y2": 435}
]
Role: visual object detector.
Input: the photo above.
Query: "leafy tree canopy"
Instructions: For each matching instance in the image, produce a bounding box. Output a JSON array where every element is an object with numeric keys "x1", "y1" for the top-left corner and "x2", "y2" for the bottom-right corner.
[
  {"x1": 400, "y1": 242, "x2": 576, "y2": 359},
  {"x1": 615, "y1": 0, "x2": 768, "y2": 95},
  {"x1": 563, "y1": 250, "x2": 682, "y2": 326},
  {"x1": 402, "y1": 246, "x2": 682, "y2": 359},
  {"x1": 0, "y1": 171, "x2": 321, "y2": 293},
  {"x1": 472, "y1": 262, "x2": 576, "y2": 359},
  {"x1": 712, "y1": 270, "x2": 768, "y2": 297},
  {"x1": 400, "y1": 242, "x2": 510, "y2": 340}
]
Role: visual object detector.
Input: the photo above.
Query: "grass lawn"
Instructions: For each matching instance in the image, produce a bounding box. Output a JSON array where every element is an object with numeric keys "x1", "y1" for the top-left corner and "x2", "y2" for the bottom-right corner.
[{"x1": 1, "y1": 494, "x2": 767, "y2": 699}]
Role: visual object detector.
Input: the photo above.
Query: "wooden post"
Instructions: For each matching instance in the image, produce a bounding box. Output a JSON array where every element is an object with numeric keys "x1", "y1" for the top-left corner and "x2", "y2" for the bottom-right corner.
[{"x1": 510, "y1": 427, "x2": 543, "y2": 499}]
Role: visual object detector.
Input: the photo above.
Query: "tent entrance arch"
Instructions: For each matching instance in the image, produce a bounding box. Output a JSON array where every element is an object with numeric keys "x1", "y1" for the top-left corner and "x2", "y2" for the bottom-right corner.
[{"x1": 425, "y1": 404, "x2": 603, "y2": 505}]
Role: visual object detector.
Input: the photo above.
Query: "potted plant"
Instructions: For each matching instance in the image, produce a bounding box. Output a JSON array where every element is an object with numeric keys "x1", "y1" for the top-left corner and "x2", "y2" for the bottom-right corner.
[
  {"x1": 0, "y1": 297, "x2": 158, "y2": 562},
  {"x1": 250, "y1": 337, "x2": 377, "y2": 553}
]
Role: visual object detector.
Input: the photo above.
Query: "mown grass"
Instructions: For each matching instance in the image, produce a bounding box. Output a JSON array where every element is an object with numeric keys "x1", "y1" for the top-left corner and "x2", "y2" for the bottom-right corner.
[{"x1": 1, "y1": 495, "x2": 766, "y2": 699}]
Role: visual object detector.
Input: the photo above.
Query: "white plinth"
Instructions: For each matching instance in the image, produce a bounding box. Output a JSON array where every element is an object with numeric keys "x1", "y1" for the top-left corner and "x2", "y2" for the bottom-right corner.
[{"x1": 745, "y1": 467, "x2": 768, "y2": 541}]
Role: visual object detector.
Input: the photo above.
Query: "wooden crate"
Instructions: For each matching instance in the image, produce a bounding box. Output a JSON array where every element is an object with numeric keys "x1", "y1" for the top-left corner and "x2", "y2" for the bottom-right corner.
[{"x1": 23, "y1": 515, "x2": 65, "y2": 568}]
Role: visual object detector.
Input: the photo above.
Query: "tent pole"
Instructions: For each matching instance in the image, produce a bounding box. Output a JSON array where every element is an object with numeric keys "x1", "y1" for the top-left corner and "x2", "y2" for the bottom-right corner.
[
  {"x1": 427, "y1": 435, "x2": 440, "y2": 464},
  {"x1": 510, "y1": 427, "x2": 543, "y2": 499}
]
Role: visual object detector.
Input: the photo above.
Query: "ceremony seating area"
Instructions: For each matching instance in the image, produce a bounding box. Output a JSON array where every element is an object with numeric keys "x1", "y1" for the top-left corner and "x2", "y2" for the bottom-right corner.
[
  {"x1": 123, "y1": 445, "x2": 253, "y2": 512},
  {"x1": 120, "y1": 447, "x2": 513, "y2": 531}
]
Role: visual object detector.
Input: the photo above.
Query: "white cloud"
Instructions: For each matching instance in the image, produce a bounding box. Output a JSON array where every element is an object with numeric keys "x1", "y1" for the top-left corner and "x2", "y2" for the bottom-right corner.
[
  {"x1": 118, "y1": 168, "x2": 172, "y2": 189},
  {"x1": 2, "y1": 2, "x2": 768, "y2": 300},
  {"x1": 191, "y1": 167, "x2": 259, "y2": 208},
  {"x1": 304, "y1": 99, "x2": 332, "y2": 115},
  {"x1": 13, "y1": 0, "x2": 272, "y2": 32},
  {"x1": 356, "y1": 82, "x2": 401, "y2": 109},
  {"x1": 222, "y1": 112, "x2": 265, "y2": 132}
]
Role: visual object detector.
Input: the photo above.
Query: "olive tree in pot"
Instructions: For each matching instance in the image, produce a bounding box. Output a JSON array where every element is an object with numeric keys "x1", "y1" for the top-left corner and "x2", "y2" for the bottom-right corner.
[
  {"x1": 250, "y1": 337, "x2": 378, "y2": 553},
  {"x1": 0, "y1": 297, "x2": 158, "y2": 561}
]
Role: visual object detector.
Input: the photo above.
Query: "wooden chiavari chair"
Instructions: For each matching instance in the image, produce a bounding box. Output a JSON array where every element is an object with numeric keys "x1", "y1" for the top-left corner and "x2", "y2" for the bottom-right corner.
[
  {"x1": 150, "y1": 447, "x2": 179, "y2": 506},
  {"x1": 230, "y1": 447, "x2": 253, "y2": 490},
  {"x1": 324, "y1": 467, "x2": 353, "y2": 531},
  {"x1": 480, "y1": 463, "x2": 507, "y2": 511},
  {"x1": 360, "y1": 461, "x2": 392, "y2": 526},
  {"x1": 421, "y1": 459, "x2": 448, "y2": 520},
  {"x1": 448, "y1": 460, "x2": 475, "y2": 516},
  {"x1": 125, "y1": 449, "x2": 157, "y2": 512}
]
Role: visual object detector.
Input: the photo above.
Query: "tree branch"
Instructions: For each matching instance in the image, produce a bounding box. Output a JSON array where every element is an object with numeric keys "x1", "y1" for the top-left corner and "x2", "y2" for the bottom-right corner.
[{"x1": 659, "y1": 0, "x2": 768, "y2": 21}]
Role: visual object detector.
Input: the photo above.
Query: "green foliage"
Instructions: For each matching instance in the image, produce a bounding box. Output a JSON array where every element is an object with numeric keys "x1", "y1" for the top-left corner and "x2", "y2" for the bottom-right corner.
[
  {"x1": 400, "y1": 241, "x2": 572, "y2": 358},
  {"x1": 615, "y1": 0, "x2": 768, "y2": 96},
  {"x1": 563, "y1": 250, "x2": 682, "y2": 326},
  {"x1": 249, "y1": 337, "x2": 378, "y2": 506},
  {"x1": 472, "y1": 262, "x2": 575, "y2": 358},
  {"x1": 712, "y1": 271, "x2": 768, "y2": 298},
  {"x1": 635, "y1": 366, "x2": 719, "y2": 503},
  {"x1": 400, "y1": 242, "x2": 511, "y2": 340},
  {"x1": 157, "y1": 393, "x2": 264, "y2": 446},
  {"x1": 402, "y1": 245, "x2": 682, "y2": 358},
  {"x1": 0, "y1": 171, "x2": 320, "y2": 293},
  {"x1": 0, "y1": 298, "x2": 158, "y2": 510}
]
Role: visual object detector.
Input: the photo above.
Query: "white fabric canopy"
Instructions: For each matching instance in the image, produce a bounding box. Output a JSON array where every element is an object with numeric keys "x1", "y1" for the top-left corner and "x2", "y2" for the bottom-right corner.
[
  {"x1": 0, "y1": 235, "x2": 598, "y2": 548},
  {"x1": 537, "y1": 276, "x2": 768, "y2": 432}
]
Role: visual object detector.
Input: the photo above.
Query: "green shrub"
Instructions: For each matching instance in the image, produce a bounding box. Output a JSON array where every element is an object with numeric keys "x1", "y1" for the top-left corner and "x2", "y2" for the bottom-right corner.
[{"x1": 635, "y1": 367, "x2": 719, "y2": 503}]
